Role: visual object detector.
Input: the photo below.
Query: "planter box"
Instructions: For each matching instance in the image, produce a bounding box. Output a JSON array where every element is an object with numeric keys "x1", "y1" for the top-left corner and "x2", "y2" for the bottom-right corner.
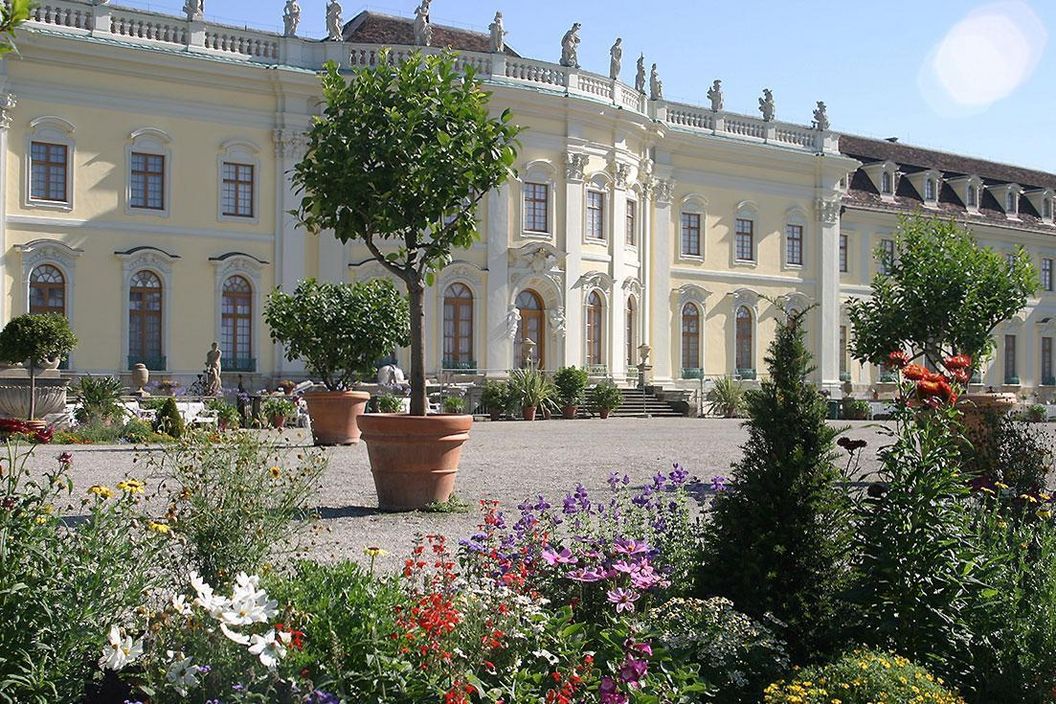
[{"x1": 0, "y1": 378, "x2": 70, "y2": 419}]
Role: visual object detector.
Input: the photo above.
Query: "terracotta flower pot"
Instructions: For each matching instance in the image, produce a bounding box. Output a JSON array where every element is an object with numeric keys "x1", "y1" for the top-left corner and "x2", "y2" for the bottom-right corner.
[
  {"x1": 270, "y1": 415, "x2": 287, "y2": 430},
  {"x1": 599, "y1": 408, "x2": 612, "y2": 419},
  {"x1": 489, "y1": 409, "x2": 502, "y2": 421},
  {"x1": 522, "y1": 405, "x2": 537, "y2": 421},
  {"x1": 358, "y1": 413, "x2": 472, "y2": 511},
  {"x1": 303, "y1": 390, "x2": 370, "y2": 445},
  {"x1": 562, "y1": 405, "x2": 578, "y2": 420},
  {"x1": 957, "y1": 392, "x2": 1016, "y2": 443}
]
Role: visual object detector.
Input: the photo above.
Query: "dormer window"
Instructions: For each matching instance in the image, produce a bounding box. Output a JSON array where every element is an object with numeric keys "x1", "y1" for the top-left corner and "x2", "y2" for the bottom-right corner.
[
  {"x1": 967, "y1": 184, "x2": 977, "y2": 207},
  {"x1": 1046, "y1": 198, "x2": 1053, "y2": 220},
  {"x1": 881, "y1": 171, "x2": 893, "y2": 195},
  {"x1": 948, "y1": 175, "x2": 982, "y2": 213},
  {"x1": 988, "y1": 183, "x2": 1023, "y2": 219},
  {"x1": 1025, "y1": 188, "x2": 1055, "y2": 225},
  {"x1": 1006, "y1": 191, "x2": 1017, "y2": 213},
  {"x1": 924, "y1": 177, "x2": 936, "y2": 201}
]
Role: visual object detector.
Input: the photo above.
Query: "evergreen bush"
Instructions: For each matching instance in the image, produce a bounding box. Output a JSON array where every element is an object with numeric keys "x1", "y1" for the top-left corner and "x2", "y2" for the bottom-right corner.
[
  {"x1": 553, "y1": 366, "x2": 589, "y2": 408},
  {"x1": 152, "y1": 397, "x2": 185, "y2": 439},
  {"x1": 699, "y1": 309, "x2": 852, "y2": 662}
]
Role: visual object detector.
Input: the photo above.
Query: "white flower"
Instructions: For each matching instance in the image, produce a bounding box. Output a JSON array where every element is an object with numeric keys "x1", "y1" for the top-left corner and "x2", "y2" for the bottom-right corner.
[
  {"x1": 248, "y1": 629, "x2": 287, "y2": 669},
  {"x1": 221, "y1": 573, "x2": 277, "y2": 626},
  {"x1": 166, "y1": 655, "x2": 201, "y2": 695},
  {"x1": 171, "y1": 594, "x2": 192, "y2": 616},
  {"x1": 189, "y1": 572, "x2": 228, "y2": 618},
  {"x1": 99, "y1": 625, "x2": 143, "y2": 671},
  {"x1": 219, "y1": 622, "x2": 250, "y2": 646}
]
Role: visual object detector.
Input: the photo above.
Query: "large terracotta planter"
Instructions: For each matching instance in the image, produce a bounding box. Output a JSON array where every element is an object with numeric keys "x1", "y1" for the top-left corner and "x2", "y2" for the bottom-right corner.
[
  {"x1": 958, "y1": 392, "x2": 1016, "y2": 442},
  {"x1": 303, "y1": 390, "x2": 370, "y2": 445},
  {"x1": 358, "y1": 414, "x2": 472, "y2": 511},
  {"x1": 522, "y1": 405, "x2": 537, "y2": 421},
  {"x1": 599, "y1": 408, "x2": 612, "y2": 419},
  {"x1": 562, "y1": 405, "x2": 578, "y2": 420}
]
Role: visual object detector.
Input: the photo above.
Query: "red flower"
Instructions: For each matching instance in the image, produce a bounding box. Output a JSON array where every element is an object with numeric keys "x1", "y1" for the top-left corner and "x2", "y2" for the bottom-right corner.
[
  {"x1": 944, "y1": 354, "x2": 972, "y2": 371},
  {"x1": 951, "y1": 369, "x2": 970, "y2": 385},
  {"x1": 903, "y1": 364, "x2": 929, "y2": 381},
  {"x1": 887, "y1": 350, "x2": 910, "y2": 369}
]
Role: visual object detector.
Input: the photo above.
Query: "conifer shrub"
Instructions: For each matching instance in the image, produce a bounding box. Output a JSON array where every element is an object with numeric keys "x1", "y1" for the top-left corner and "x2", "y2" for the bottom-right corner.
[
  {"x1": 152, "y1": 397, "x2": 185, "y2": 439},
  {"x1": 698, "y1": 308, "x2": 852, "y2": 662}
]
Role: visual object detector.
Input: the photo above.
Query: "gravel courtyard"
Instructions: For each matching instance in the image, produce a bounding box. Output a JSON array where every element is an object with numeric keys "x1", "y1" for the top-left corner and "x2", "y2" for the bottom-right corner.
[{"x1": 29, "y1": 418, "x2": 890, "y2": 574}]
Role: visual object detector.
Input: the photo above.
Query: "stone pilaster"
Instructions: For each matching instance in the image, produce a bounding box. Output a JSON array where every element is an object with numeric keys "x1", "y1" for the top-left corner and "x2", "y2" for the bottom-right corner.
[
  {"x1": 0, "y1": 93, "x2": 15, "y2": 326},
  {"x1": 272, "y1": 128, "x2": 308, "y2": 374},
  {"x1": 563, "y1": 151, "x2": 587, "y2": 368},
  {"x1": 484, "y1": 183, "x2": 511, "y2": 374},
  {"x1": 648, "y1": 178, "x2": 675, "y2": 382},
  {"x1": 817, "y1": 196, "x2": 842, "y2": 393},
  {"x1": 608, "y1": 162, "x2": 631, "y2": 378}
]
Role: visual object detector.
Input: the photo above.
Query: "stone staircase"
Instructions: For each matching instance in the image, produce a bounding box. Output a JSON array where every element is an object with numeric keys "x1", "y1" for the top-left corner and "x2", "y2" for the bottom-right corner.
[{"x1": 610, "y1": 386, "x2": 686, "y2": 418}]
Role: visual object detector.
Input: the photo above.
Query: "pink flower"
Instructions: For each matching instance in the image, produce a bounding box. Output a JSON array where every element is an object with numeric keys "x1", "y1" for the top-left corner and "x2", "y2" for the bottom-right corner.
[
  {"x1": 566, "y1": 567, "x2": 608, "y2": 583},
  {"x1": 599, "y1": 677, "x2": 628, "y2": 704},
  {"x1": 612, "y1": 538, "x2": 650, "y2": 556},
  {"x1": 541, "y1": 546, "x2": 577, "y2": 566},
  {"x1": 607, "y1": 587, "x2": 640, "y2": 613}
]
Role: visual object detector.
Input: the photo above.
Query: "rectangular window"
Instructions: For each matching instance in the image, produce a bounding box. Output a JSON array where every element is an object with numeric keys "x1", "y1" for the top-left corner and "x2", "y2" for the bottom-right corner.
[
  {"x1": 880, "y1": 238, "x2": 895, "y2": 274},
  {"x1": 1004, "y1": 334, "x2": 1017, "y2": 384},
  {"x1": 839, "y1": 325, "x2": 848, "y2": 376},
  {"x1": 30, "y1": 141, "x2": 68, "y2": 203},
  {"x1": 130, "y1": 152, "x2": 165, "y2": 210},
  {"x1": 222, "y1": 162, "x2": 254, "y2": 218},
  {"x1": 839, "y1": 233, "x2": 849, "y2": 273},
  {"x1": 785, "y1": 224, "x2": 803, "y2": 266},
  {"x1": 524, "y1": 182, "x2": 548, "y2": 232},
  {"x1": 1043, "y1": 258, "x2": 1053, "y2": 292},
  {"x1": 626, "y1": 199, "x2": 636, "y2": 246},
  {"x1": 735, "y1": 218, "x2": 754, "y2": 262},
  {"x1": 586, "y1": 190, "x2": 605, "y2": 240},
  {"x1": 681, "y1": 212, "x2": 701, "y2": 257},
  {"x1": 1044, "y1": 337, "x2": 1054, "y2": 384}
]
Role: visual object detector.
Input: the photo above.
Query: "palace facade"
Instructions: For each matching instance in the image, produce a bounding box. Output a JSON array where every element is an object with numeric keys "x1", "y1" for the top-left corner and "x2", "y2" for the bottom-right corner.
[{"x1": 10, "y1": 1, "x2": 1056, "y2": 402}]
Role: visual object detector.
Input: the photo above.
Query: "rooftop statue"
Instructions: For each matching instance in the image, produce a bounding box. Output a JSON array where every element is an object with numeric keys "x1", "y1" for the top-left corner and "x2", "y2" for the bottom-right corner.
[
  {"x1": 282, "y1": 0, "x2": 301, "y2": 37},
  {"x1": 649, "y1": 63, "x2": 663, "y2": 101},
  {"x1": 489, "y1": 11, "x2": 506, "y2": 53},
  {"x1": 708, "y1": 79, "x2": 723, "y2": 112},
  {"x1": 635, "y1": 54, "x2": 646, "y2": 94},
  {"x1": 560, "y1": 22, "x2": 581, "y2": 68},
  {"x1": 813, "y1": 100, "x2": 830, "y2": 131},
  {"x1": 184, "y1": 0, "x2": 203, "y2": 22},
  {"x1": 609, "y1": 37, "x2": 622, "y2": 80},
  {"x1": 326, "y1": 0, "x2": 342, "y2": 41},
  {"x1": 414, "y1": 3, "x2": 432, "y2": 46},
  {"x1": 759, "y1": 88, "x2": 775, "y2": 122}
]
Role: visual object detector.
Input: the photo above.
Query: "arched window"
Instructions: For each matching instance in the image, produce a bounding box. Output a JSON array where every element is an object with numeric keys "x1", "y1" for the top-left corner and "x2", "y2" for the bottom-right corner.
[
  {"x1": 515, "y1": 289, "x2": 545, "y2": 369},
  {"x1": 443, "y1": 283, "x2": 474, "y2": 369},
  {"x1": 221, "y1": 275, "x2": 253, "y2": 370},
  {"x1": 626, "y1": 296, "x2": 638, "y2": 367},
  {"x1": 586, "y1": 291, "x2": 604, "y2": 367},
  {"x1": 966, "y1": 184, "x2": 977, "y2": 207},
  {"x1": 735, "y1": 306, "x2": 753, "y2": 373},
  {"x1": 881, "y1": 171, "x2": 893, "y2": 195},
  {"x1": 129, "y1": 270, "x2": 163, "y2": 368},
  {"x1": 29, "y1": 264, "x2": 65, "y2": 316},
  {"x1": 682, "y1": 303, "x2": 701, "y2": 373}
]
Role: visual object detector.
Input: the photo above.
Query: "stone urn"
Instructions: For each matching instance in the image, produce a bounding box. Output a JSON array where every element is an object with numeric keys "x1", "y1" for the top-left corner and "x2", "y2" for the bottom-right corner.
[{"x1": 131, "y1": 364, "x2": 150, "y2": 395}]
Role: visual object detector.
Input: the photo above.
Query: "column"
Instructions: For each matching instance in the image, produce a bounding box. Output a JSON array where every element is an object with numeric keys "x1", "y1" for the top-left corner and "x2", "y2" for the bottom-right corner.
[
  {"x1": 649, "y1": 179, "x2": 675, "y2": 382},
  {"x1": 817, "y1": 197, "x2": 842, "y2": 393},
  {"x1": 0, "y1": 94, "x2": 14, "y2": 326},
  {"x1": 608, "y1": 172, "x2": 628, "y2": 378},
  {"x1": 272, "y1": 129, "x2": 308, "y2": 374},
  {"x1": 563, "y1": 152, "x2": 587, "y2": 368},
  {"x1": 484, "y1": 184, "x2": 512, "y2": 374},
  {"x1": 317, "y1": 232, "x2": 345, "y2": 283}
]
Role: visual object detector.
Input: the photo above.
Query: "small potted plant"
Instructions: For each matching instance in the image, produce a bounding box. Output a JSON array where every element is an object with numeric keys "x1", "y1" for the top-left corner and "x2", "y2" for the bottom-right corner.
[
  {"x1": 589, "y1": 379, "x2": 623, "y2": 419},
  {"x1": 442, "y1": 396, "x2": 465, "y2": 414},
  {"x1": 157, "y1": 379, "x2": 181, "y2": 396},
  {"x1": 479, "y1": 380, "x2": 509, "y2": 421},
  {"x1": 265, "y1": 278, "x2": 409, "y2": 445},
  {"x1": 277, "y1": 379, "x2": 296, "y2": 395},
  {"x1": 204, "y1": 398, "x2": 241, "y2": 431},
  {"x1": 262, "y1": 396, "x2": 297, "y2": 429},
  {"x1": 0, "y1": 313, "x2": 77, "y2": 429},
  {"x1": 553, "y1": 366, "x2": 588, "y2": 419},
  {"x1": 376, "y1": 393, "x2": 404, "y2": 414},
  {"x1": 508, "y1": 367, "x2": 550, "y2": 421}
]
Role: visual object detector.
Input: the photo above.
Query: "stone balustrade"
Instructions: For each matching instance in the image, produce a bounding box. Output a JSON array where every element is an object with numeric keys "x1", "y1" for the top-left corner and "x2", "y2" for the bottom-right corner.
[{"x1": 23, "y1": 0, "x2": 838, "y2": 155}]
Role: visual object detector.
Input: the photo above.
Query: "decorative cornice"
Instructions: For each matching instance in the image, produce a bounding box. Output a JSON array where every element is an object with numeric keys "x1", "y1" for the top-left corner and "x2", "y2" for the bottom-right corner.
[{"x1": 0, "y1": 94, "x2": 16, "y2": 131}]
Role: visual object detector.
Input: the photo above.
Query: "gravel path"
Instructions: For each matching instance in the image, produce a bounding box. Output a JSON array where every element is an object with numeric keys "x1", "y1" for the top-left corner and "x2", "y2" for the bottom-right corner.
[{"x1": 26, "y1": 419, "x2": 890, "y2": 574}]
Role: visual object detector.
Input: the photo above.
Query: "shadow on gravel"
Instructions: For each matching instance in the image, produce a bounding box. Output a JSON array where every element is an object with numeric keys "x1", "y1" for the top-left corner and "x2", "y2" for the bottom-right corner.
[{"x1": 316, "y1": 505, "x2": 385, "y2": 520}]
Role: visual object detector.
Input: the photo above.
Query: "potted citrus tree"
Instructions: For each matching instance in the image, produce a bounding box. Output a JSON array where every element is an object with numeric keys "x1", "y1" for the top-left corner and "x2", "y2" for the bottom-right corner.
[
  {"x1": 480, "y1": 380, "x2": 509, "y2": 421},
  {"x1": 553, "y1": 366, "x2": 588, "y2": 419},
  {"x1": 291, "y1": 52, "x2": 520, "y2": 510},
  {"x1": 0, "y1": 313, "x2": 77, "y2": 429},
  {"x1": 508, "y1": 367, "x2": 551, "y2": 421},
  {"x1": 589, "y1": 379, "x2": 623, "y2": 419},
  {"x1": 265, "y1": 278, "x2": 409, "y2": 445}
]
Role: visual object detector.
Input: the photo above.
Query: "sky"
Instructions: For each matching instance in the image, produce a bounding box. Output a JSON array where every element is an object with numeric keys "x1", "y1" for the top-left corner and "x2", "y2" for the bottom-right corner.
[{"x1": 118, "y1": 0, "x2": 1056, "y2": 172}]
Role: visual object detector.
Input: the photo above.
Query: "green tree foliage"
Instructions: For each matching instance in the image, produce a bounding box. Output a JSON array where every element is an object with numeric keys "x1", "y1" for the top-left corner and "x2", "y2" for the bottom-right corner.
[
  {"x1": 849, "y1": 216, "x2": 1037, "y2": 370},
  {"x1": 291, "y1": 53, "x2": 521, "y2": 415},
  {"x1": 552, "y1": 366, "x2": 589, "y2": 407},
  {"x1": 0, "y1": 313, "x2": 78, "y2": 420},
  {"x1": 152, "y1": 397, "x2": 185, "y2": 439},
  {"x1": 0, "y1": 0, "x2": 30, "y2": 56},
  {"x1": 265, "y1": 278, "x2": 409, "y2": 392},
  {"x1": 699, "y1": 309, "x2": 852, "y2": 662}
]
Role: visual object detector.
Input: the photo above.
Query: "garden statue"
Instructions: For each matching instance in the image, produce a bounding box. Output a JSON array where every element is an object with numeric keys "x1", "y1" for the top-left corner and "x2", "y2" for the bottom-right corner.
[
  {"x1": 635, "y1": 54, "x2": 646, "y2": 93},
  {"x1": 282, "y1": 0, "x2": 300, "y2": 37},
  {"x1": 708, "y1": 79, "x2": 723, "y2": 111},
  {"x1": 488, "y1": 11, "x2": 506, "y2": 53},
  {"x1": 505, "y1": 306, "x2": 522, "y2": 339},
  {"x1": 326, "y1": 0, "x2": 342, "y2": 41},
  {"x1": 377, "y1": 363, "x2": 409, "y2": 392},
  {"x1": 413, "y1": 3, "x2": 432, "y2": 46},
  {"x1": 184, "y1": 0, "x2": 203, "y2": 21},
  {"x1": 609, "y1": 37, "x2": 622, "y2": 80},
  {"x1": 204, "y1": 342, "x2": 222, "y2": 396},
  {"x1": 560, "y1": 22, "x2": 581, "y2": 68},
  {"x1": 813, "y1": 100, "x2": 830, "y2": 131},
  {"x1": 649, "y1": 63, "x2": 663, "y2": 100},
  {"x1": 759, "y1": 88, "x2": 775, "y2": 122}
]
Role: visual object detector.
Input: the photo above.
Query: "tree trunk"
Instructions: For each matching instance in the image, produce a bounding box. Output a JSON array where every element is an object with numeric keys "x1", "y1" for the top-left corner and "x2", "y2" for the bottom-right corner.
[
  {"x1": 28, "y1": 361, "x2": 36, "y2": 421},
  {"x1": 408, "y1": 279, "x2": 428, "y2": 416}
]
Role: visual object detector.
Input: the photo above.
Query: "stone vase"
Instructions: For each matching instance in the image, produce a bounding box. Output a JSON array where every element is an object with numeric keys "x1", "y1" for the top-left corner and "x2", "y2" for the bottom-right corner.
[{"x1": 132, "y1": 364, "x2": 149, "y2": 395}]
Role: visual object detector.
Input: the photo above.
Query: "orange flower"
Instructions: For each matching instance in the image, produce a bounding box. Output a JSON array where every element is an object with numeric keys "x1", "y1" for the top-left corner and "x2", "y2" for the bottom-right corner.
[
  {"x1": 951, "y1": 369, "x2": 970, "y2": 385},
  {"x1": 887, "y1": 350, "x2": 910, "y2": 369},
  {"x1": 903, "y1": 364, "x2": 929, "y2": 381},
  {"x1": 944, "y1": 354, "x2": 972, "y2": 371},
  {"x1": 917, "y1": 379, "x2": 942, "y2": 397}
]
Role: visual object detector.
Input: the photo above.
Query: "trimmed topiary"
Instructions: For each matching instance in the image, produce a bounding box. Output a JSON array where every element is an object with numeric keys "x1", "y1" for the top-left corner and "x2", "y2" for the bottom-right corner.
[{"x1": 152, "y1": 397, "x2": 185, "y2": 439}]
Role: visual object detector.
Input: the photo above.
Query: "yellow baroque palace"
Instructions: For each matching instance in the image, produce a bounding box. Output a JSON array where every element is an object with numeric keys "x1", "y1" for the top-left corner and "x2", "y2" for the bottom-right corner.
[{"x1": 10, "y1": 1, "x2": 1056, "y2": 405}]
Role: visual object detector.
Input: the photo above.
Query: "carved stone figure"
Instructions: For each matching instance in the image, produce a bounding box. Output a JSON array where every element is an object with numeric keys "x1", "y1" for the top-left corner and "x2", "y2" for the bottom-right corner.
[
  {"x1": 282, "y1": 0, "x2": 301, "y2": 37},
  {"x1": 505, "y1": 306, "x2": 522, "y2": 339},
  {"x1": 635, "y1": 54, "x2": 646, "y2": 93},
  {"x1": 184, "y1": 0, "x2": 203, "y2": 21},
  {"x1": 609, "y1": 38, "x2": 622, "y2": 80},
  {"x1": 204, "y1": 342, "x2": 222, "y2": 396},
  {"x1": 759, "y1": 88, "x2": 775, "y2": 122},
  {"x1": 413, "y1": 3, "x2": 432, "y2": 46},
  {"x1": 565, "y1": 152, "x2": 588, "y2": 182},
  {"x1": 377, "y1": 364, "x2": 409, "y2": 391},
  {"x1": 813, "y1": 100, "x2": 830, "y2": 131},
  {"x1": 560, "y1": 23, "x2": 581, "y2": 68},
  {"x1": 707, "y1": 79, "x2": 723, "y2": 112},
  {"x1": 489, "y1": 12, "x2": 506, "y2": 53},
  {"x1": 418, "y1": 0, "x2": 431, "y2": 21},
  {"x1": 548, "y1": 308, "x2": 566, "y2": 339},
  {"x1": 649, "y1": 63, "x2": 662, "y2": 101},
  {"x1": 326, "y1": 0, "x2": 342, "y2": 41}
]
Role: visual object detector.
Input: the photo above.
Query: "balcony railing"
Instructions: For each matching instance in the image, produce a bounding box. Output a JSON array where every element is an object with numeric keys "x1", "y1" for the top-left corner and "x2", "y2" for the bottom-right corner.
[
  {"x1": 681, "y1": 368, "x2": 704, "y2": 380},
  {"x1": 442, "y1": 359, "x2": 478, "y2": 372},
  {"x1": 129, "y1": 355, "x2": 166, "y2": 371},
  {"x1": 225, "y1": 357, "x2": 257, "y2": 373},
  {"x1": 735, "y1": 368, "x2": 757, "y2": 381}
]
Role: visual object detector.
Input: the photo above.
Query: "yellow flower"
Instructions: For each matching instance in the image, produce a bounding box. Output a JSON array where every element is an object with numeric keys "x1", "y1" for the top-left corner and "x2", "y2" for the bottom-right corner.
[
  {"x1": 35, "y1": 515, "x2": 48, "y2": 525},
  {"x1": 1038, "y1": 509, "x2": 1053, "y2": 520},
  {"x1": 147, "y1": 521, "x2": 170, "y2": 535},
  {"x1": 364, "y1": 546, "x2": 388, "y2": 557},
  {"x1": 269, "y1": 466, "x2": 281, "y2": 479},
  {"x1": 1020, "y1": 493, "x2": 1039, "y2": 504},
  {"x1": 88, "y1": 485, "x2": 114, "y2": 499},
  {"x1": 117, "y1": 479, "x2": 145, "y2": 494}
]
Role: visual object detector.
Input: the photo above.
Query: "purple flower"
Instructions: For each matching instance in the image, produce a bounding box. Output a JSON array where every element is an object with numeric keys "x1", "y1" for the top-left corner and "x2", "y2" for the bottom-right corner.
[
  {"x1": 652, "y1": 471, "x2": 667, "y2": 489},
  {"x1": 309, "y1": 691, "x2": 341, "y2": 704},
  {"x1": 613, "y1": 537, "x2": 650, "y2": 556},
  {"x1": 197, "y1": 664, "x2": 212, "y2": 675},
  {"x1": 541, "y1": 546, "x2": 577, "y2": 566},
  {"x1": 710, "y1": 475, "x2": 728, "y2": 493},
  {"x1": 669, "y1": 463, "x2": 689, "y2": 485},
  {"x1": 612, "y1": 559, "x2": 637, "y2": 574},
  {"x1": 628, "y1": 640, "x2": 653, "y2": 657},
  {"x1": 608, "y1": 471, "x2": 622, "y2": 489},
  {"x1": 620, "y1": 656, "x2": 649, "y2": 684},
  {"x1": 600, "y1": 677, "x2": 628, "y2": 704},
  {"x1": 567, "y1": 567, "x2": 609, "y2": 582},
  {"x1": 533, "y1": 495, "x2": 551, "y2": 511},
  {"x1": 607, "y1": 587, "x2": 640, "y2": 613},
  {"x1": 629, "y1": 563, "x2": 668, "y2": 590}
]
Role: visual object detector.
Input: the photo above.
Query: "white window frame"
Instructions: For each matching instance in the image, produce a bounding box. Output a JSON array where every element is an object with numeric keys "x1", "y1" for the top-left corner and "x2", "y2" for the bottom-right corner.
[
  {"x1": 438, "y1": 264, "x2": 486, "y2": 371},
  {"x1": 783, "y1": 207, "x2": 807, "y2": 269},
  {"x1": 678, "y1": 194, "x2": 707, "y2": 261},
  {"x1": 16, "y1": 238, "x2": 83, "y2": 321},
  {"x1": 520, "y1": 160, "x2": 558, "y2": 240},
  {"x1": 625, "y1": 195, "x2": 639, "y2": 251},
  {"x1": 25, "y1": 116, "x2": 76, "y2": 212},
  {"x1": 117, "y1": 246, "x2": 179, "y2": 371},
  {"x1": 125, "y1": 128, "x2": 173, "y2": 218},
  {"x1": 584, "y1": 178, "x2": 608, "y2": 243},
  {"x1": 732, "y1": 201, "x2": 758, "y2": 267},
  {"x1": 583, "y1": 287, "x2": 608, "y2": 369},
  {"x1": 211, "y1": 252, "x2": 267, "y2": 371},
  {"x1": 217, "y1": 140, "x2": 261, "y2": 225},
  {"x1": 839, "y1": 232, "x2": 850, "y2": 274}
]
